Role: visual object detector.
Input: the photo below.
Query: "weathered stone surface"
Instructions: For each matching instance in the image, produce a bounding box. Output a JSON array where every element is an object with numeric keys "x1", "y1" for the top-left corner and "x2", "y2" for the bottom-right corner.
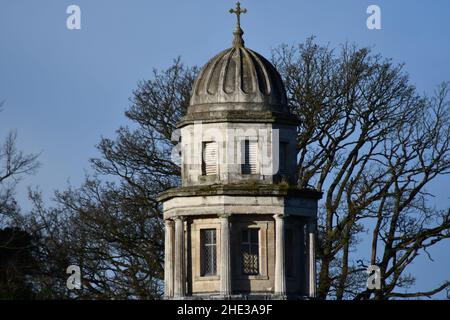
[
  {"x1": 189, "y1": 47, "x2": 288, "y2": 112},
  {"x1": 162, "y1": 195, "x2": 318, "y2": 220},
  {"x1": 161, "y1": 4, "x2": 321, "y2": 300},
  {"x1": 177, "y1": 109, "x2": 300, "y2": 128},
  {"x1": 158, "y1": 183, "x2": 322, "y2": 202},
  {"x1": 177, "y1": 122, "x2": 300, "y2": 187}
]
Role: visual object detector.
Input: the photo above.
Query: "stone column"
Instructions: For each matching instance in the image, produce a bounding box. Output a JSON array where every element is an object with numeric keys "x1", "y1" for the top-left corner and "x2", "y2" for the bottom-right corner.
[
  {"x1": 164, "y1": 219, "x2": 174, "y2": 298},
  {"x1": 307, "y1": 220, "x2": 317, "y2": 298},
  {"x1": 220, "y1": 215, "x2": 231, "y2": 297},
  {"x1": 299, "y1": 222, "x2": 306, "y2": 295},
  {"x1": 173, "y1": 216, "x2": 185, "y2": 298},
  {"x1": 273, "y1": 214, "x2": 286, "y2": 297}
]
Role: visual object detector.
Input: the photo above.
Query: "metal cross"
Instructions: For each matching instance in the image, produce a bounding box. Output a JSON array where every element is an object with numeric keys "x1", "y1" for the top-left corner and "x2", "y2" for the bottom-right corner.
[{"x1": 229, "y1": 2, "x2": 247, "y2": 30}]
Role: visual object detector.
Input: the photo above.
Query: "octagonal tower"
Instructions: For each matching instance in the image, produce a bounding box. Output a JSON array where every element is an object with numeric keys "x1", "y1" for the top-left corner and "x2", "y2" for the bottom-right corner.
[{"x1": 158, "y1": 3, "x2": 321, "y2": 299}]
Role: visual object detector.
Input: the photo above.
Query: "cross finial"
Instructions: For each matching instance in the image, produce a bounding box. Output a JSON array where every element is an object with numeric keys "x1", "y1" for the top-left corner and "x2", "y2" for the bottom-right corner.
[
  {"x1": 229, "y1": 2, "x2": 247, "y2": 47},
  {"x1": 229, "y1": 2, "x2": 247, "y2": 30}
]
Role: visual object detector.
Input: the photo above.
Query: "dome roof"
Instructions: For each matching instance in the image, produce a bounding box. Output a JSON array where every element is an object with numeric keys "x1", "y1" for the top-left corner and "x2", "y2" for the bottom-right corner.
[
  {"x1": 179, "y1": 3, "x2": 297, "y2": 126},
  {"x1": 189, "y1": 46, "x2": 288, "y2": 109}
]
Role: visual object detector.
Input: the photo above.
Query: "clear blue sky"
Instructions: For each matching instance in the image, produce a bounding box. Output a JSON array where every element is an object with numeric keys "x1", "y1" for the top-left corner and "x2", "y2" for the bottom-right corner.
[{"x1": 1, "y1": 0, "x2": 448, "y2": 298}]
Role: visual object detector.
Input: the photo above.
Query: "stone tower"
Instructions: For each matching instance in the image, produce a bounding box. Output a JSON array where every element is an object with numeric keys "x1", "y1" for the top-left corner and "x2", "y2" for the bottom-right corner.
[{"x1": 158, "y1": 3, "x2": 321, "y2": 300}]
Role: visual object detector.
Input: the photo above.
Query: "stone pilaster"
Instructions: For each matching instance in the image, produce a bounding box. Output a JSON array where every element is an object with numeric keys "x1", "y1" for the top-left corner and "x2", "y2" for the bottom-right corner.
[
  {"x1": 307, "y1": 220, "x2": 317, "y2": 298},
  {"x1": 173, "y1": 216, "x2": 185, "y2": 298},
  {"x1": 164, "y1": 219, "x2": 174, "y2": 298},
  {"x1": 219, "y1": 215, "x2": 231, "y2": 297},
  {"x1": 273, "y1": 214, "x2": 286, "y2": 297}
]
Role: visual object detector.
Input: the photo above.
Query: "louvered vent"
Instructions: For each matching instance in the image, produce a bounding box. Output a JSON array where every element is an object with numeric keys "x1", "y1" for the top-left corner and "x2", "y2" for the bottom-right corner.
[
  {"x1": 279, "y1": 142, "x2": 288, "y2": 174},
  {"x1": 202, "y1": 142, "x2": 217, "y2": 175},
  {"x1": 241, "y1": 140, "x2": 257, "y2": 174}
]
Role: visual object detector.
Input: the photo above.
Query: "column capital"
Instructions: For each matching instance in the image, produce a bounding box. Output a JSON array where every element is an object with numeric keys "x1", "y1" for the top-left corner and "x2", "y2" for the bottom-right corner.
[
  {"x1": 165, "y1": 219, "x2": 175, "y2": 225},
  {"x1": 173, "y1": 215, "x2": 185, "y2": 222},
  {"x1": 307, "y1": 220, "x2": 317, "y2": 232},
  {"x1": 273, "y1": 213, "x2": 285, "y2": 220},
  {"x1": 218, "y1": 213, "x2": 231, "y2": 220}
]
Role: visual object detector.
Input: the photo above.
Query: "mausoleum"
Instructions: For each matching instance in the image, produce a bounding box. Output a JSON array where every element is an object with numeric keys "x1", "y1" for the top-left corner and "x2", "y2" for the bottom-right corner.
[{"x1": 158, "y1": 2, "x2": 322, "y2": 299}]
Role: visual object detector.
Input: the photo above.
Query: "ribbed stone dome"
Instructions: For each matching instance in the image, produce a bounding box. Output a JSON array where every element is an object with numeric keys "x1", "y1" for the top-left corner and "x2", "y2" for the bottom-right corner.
[
  {"x1": 189, "y1": 46, "x2": 288, "y2": 110},
  {"x1": 178, "y1": 7, "x2": 297, "y2": 127}
]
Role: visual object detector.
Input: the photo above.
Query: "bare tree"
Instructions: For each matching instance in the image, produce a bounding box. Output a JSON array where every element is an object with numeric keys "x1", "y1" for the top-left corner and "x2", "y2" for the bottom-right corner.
[
  {"x1": 0, "y1": 106, "x2": 40, "y2": 226},
  {"x1": 273, "y1": 38, "x2": 450, "y2": 299},
  {"x1": 11, "y1": 41, "x2": 449, "y2": 300},
  {"x1": 0, "y1": 106, "x2": 41, "y2": 298},
  {"x1": 17, "y1": 59, "x2": 198, "y2": 299}
]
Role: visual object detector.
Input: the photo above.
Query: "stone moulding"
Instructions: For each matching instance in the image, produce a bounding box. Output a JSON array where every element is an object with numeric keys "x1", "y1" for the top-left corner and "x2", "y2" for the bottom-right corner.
[
  {"x1": 177, "y1": 109, "x2": 300, "y2": 128},
  {"x1": 157, "y1": 183, "x2": 322, "y2": 202}
]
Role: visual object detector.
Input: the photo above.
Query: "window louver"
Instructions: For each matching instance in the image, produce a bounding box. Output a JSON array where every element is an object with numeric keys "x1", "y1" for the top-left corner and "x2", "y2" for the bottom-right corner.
[
  {"x1": 279, "y1": 142, "x2": 288, "y2": 174},
  {"x1": 242, "y1": 140, "x2": 257, "y2": 174},
  {"x1": 202, "y1": 142, "x2": 217, "y2": 175}
]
